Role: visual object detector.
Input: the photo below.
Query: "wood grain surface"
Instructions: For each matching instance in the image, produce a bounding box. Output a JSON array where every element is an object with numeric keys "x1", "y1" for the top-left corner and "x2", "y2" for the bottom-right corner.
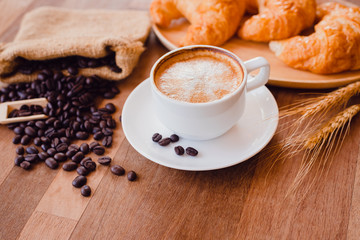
[{"x1": 0, "y1": 0, "x2": 359, "y2": 239}]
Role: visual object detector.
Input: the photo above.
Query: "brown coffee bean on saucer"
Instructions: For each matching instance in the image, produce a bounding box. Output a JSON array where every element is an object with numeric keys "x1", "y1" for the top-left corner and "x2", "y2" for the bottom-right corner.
[
  {"x1": 170, "y1": 134, "x2": 179, "y2": 142},
  {"x1": 158, "y1": 137, "x2": 171, "y2": 146},
  {"x1": 174, "y1": 146, "x2": 184, "y2": 155},
  {"x1": 186, "y1": 147, "x2": 198, "y2": 156},
  {"x1": 152, "y1": 133, "x2": 162, "y2": 142}
]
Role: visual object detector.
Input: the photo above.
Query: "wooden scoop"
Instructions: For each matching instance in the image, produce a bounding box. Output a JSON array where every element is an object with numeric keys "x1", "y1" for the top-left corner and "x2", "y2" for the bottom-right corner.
[{"x1": 0, "y1": 98, "x2": 48, "y2": 124}]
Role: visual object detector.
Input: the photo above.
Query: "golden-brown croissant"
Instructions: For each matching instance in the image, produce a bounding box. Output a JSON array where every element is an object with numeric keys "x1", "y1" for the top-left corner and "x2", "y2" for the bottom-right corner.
[
  {"x1": 150, "y1": 0, "x2": 246, "y2": 46},
  {"x1": 238, "y1": 0, "x2": 317, "y2": 42},
  {"x1": 269, "y1": 2, "x2": 360, "y2": 74}
]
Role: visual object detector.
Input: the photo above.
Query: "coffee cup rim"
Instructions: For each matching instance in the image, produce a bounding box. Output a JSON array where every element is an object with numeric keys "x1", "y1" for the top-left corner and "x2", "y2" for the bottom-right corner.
[{"x1": 150, "y1": 45, "x2": 247, "y2": 106}]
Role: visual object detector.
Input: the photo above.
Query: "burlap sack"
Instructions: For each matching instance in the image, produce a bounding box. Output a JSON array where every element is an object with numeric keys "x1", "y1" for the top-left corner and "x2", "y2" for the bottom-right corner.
[{"x1": 0, "y1": 6, "x2": 151, "y2": 84}]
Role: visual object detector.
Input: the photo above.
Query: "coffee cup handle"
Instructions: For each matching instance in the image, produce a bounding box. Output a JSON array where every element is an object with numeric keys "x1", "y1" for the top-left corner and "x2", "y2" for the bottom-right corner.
[{"x1": 244, "y1": 57, "x2": 270, "y2": 91}]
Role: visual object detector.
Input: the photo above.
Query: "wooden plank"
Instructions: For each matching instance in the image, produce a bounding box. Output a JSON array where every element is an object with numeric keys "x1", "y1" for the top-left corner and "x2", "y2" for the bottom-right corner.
[
  {"x1": 18, "y1": 211, "x2": 77, "y2": 240},
  {"x1": 0, "y1": 164, "x2": 58, "y2": 240},
  {"x1": 69, "y1": 138, "x2": 257, "y2": 239}
]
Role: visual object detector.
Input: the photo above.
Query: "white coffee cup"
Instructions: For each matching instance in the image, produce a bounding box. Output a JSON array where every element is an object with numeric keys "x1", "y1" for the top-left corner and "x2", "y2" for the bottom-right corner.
[{"x1": 150, "y1": 45, "x2": 270, "y2": 140}]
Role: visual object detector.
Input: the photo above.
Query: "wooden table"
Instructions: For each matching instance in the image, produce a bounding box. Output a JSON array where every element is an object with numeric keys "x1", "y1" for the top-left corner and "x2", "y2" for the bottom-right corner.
[{"x1": 0, "y1": 0, "x2": 359, "y2": 239}]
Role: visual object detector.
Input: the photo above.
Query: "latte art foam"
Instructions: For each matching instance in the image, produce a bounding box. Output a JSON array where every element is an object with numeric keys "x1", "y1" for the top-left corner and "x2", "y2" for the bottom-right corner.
[{"x1": 154, "y1": 50, "x2": 243, "y2": 103}]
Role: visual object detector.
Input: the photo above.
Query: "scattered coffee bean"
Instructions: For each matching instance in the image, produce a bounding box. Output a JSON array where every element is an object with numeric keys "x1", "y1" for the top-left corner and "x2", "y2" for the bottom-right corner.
[
  {"x1": 24, "y1": 126, "x2": 36, "y2": 137},
  {"x1": 20, "y1": 161, "x2": 31, "y2": 170},
  {"x1": 26, "y1": 146, "x2": 39, "y2": 154},
  {"x1": 186, "y1": 147, "x2": 198, "y2": 156},
  {"x1": 45, "y1": 157, "x2": 58, "y2": 169},
  {"x1": 127, "y1": 171, "x2": 137, "y2": 181},
  {"x1": 56, "y1": 142, "x2": 68, "y2": 153},
  {"x1": 38, "y1": 152, "x2": 49, "y2": 161},
  {"x1": 72, "y1": 152, "x2": 84, "y2": 163},
  {"x1": 80, "y1": 143, "x2": 89, "y2": 154},
  {"x1": 174, "y1": 146, "x2": 185, "y2": 155},
  {"x1": 93, "y1": 145, "x2": 105, "y2": 155},
  {"x1": 63, "y1": 162, "x2": 78, "y2": 171},
  {"x1": 24, "y1": 154, "x2": 39, "y2": 163},
  {"x1": 81, "y1": 185, "x2": 91, "y2": 197},
  {"x1": 47, "y1": 148, "x2": 57, "y2": 157},
  {"x1": 110, "y1": 165, "x2": 125, "y2": 176},
  {"x1": 89, "y1": 141, "x2": 100, "y2": 151},
  {"x1": 68, "y1": 144, "x2": 79, "y2": 151},
  {"x1": 54, "y1": 152, "x2": 67, "y2": 162},
  {"x1": 16, "y1": 146, "x2": 25, "y2": 155},
  {"x1": 72, "y1": 175, "x2": 87, "y2": 188},
  {"x1": 20, "y1": 135, "x2": 31, "y2": 145},
  {"x1": 152, "y1": 133, "x2": 162, "y2": 142},
  {"x1": 93, "y1": 131, "x2": 104, "y2": 140},
  {"x1": 14, "y1": 127, "x2": 24, "y2": 135},
  {"x1": 170, "y1": 134, "x2": 179, "y2": 142},
  {"x1": 76, "y1": 131, "x2": 89, "y2": 140},
  {"x1": 13, "y1": 135, "x2": 22, "y2": 144},
  {"x1": 66, "y1": 149, "x2": 77, "y2": 158},
  {"x1": 158, "y1": 137, "x2": 171, "y2": 146},
  {"x1": 33, "y1": 137, "x2": 42, "y2": 146},
  {"x1": 14, "y1": 155, "x2": 24, "y2": 166},
  {"x1": 77, "y1": 166, "x2": 89, "y2": 176},
  {"x1": 83, "y1": 160, "x2": 96, "y2": 171},
  {"x1": 102, "y1": 136, "x2": 112, "y2": 148},
  {"x1": 80, "y1": 157, "x2": 92, "y2": 166},
  {"x1": 98, "y1": 156, "x2": 111, "y2": 165},
  {"x1": 105, "y1": 103, "x2": 116, "y2": 113}
]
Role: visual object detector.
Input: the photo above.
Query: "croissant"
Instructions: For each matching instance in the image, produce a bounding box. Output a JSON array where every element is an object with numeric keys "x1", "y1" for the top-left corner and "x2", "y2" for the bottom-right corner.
[
  {"x1": 238, "y1": 0, "x2": 317, "y2": 42},
  {"x1": 269, "y1": 2, "x2": 360, "y2": 74},
  {"x1": 150, "y1": 0, "x2": 246, "y2": 46}
]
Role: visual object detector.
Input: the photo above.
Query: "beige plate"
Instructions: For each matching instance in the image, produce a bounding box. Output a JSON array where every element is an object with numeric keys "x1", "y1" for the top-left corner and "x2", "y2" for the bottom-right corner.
[{"x1": 152, "y1": 0, "x2": 360, "y2": 89}]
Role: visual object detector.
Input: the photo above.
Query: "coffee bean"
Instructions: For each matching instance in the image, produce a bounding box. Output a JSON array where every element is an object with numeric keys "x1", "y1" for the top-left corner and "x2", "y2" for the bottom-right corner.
[
  {"x1": 93, "y1": 145, "x2": 105, "y2": 155},
  {"x1": 80, "y1": 157, "x2": 92, "y2": 166},
  {"x1": 106, "y1": 118, "x2": 116, "y2": 129},
  {"x1": 20, "y1": 161, "x2": 31, "y2": 170},
  {"x1": 66, "y1": 149, "x2": 78, "y2": 158},
  {"x1": 89, "y1": 142, "x2": 99, "y2": 151},
  {"x1": 174, "y1": 146, "x2": 185, "y2": 155},
  {"x1": 102, "y1": 136, "x2": 112, "y2": 148},
  {"x1": 186, "y1": 147, "x2": 198, "y2": 156},
  {"x1": 97, "y1": 156, "x2": 111, "y2": 165},
  {"x1": 152, "y1": 133, "x2": 162, "y2": 142},
  {"x1": 158, "y1": 138, "x2": 171, "y2": 146},
  {"x1": 105, "y1": 103, "x2": 116, "y2": 113},
  {"x1": 63, "y1": 162, "x2": 78, "y2": 171},
  {"x1": 76, "y1": 131, "x2": 89, "y2": 140},
  {"x1": 72, "y1": 175, "x2": 87, "y2": 188},
  {"x1": 45, "y1": 157, "x2": 58, "y2": 169},
  {"x1": 41, "y1": 136, "x2": 50, "y2": 144},
  {"x1": 41, "y1": 144, "x2": 50, "y2": 152},
  {"x1": 16, "y1": 146, "x2": 25, "y2": 155},
  {"x1": 80, "y1": 143, "x2": 89, "y2": 154},
  {"x1": 13, "y1": 135, "x2": 22, "y2": 144},
  {"x1": 60, "y1": 137, "x2": 70, "y2": 145},
  {"x1": 110, "y1": 165, "x2": 125, "y2": 176},
  {"x1": 51, "y1": 138, "x2": 60, "y2": 148},
  {"x1": 99, "y1": 120, "x2": 107, "y2": 128},
  {"x1": 56, "y1": 142, "x2": 68, "y2": 152},
  {"x1": 24, "y1": 126, "x2": 36, "y2": 137},
  {"x1": 14, "y1": 156, "x2": 24, "y2": 166},
  {"x1": 67, "y1": 66, "x2": 78, "y2": 75},
  {"x1": 47, "y1": 148, "x2": 57, "y2": 157},
  {"x1": 24, "y1": 154, "x2": 39, "y2": 163},
  {"x1": 38, "y1": 152, "x2": 49, "y2": 161},
  {"x1": 35, "y1": 121, "x2": 46, "y2": 129},
  {"x1": 127, "y1": 171, "x2": 137, "y2": 181},
  {"x1": 81, "y1": 185, "x2": 91, "y2": 197},
  {"x1": 93, "y1": 131, "x2": 104, "y2": 140},
  {"x1": 14, "y1": 126, "x2": 24, "y2": 135},
  {"x1": 83, "y1": 160, "x2": 96, "y2": 171},
  {"x1": 72, "y1": 152, "x2": 84, "y2": 163},
  {"x1": 54, "y1": 152, "x2": 67, "y2": 162},
  {"x1": 102, "y1": 128, "x2": 113, "y2": 136},
  {"x1": 26, "y1": 146, "x2": 39, "y2": 154},
  {"x1": 33, "y1": 137, "x2": 42, "y2": 146},
  {"x1": 20, "y1": 135, "x2": 31, "y2": 145},
  {"x1": 77, "y1": 166, "x2": 89, "y2": 176},
  {"x1": 170, "y1": 134, "x2": 179, "y2": 142},
  {"x1": 68, "y1": 144, "x2": 79, "y2": 151}
]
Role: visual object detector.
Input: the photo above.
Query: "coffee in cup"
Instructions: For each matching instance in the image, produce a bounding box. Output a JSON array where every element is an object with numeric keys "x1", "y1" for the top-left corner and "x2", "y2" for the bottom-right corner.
[{"x1": 154, "y1": 48, "x2": 244, "y2": 103}]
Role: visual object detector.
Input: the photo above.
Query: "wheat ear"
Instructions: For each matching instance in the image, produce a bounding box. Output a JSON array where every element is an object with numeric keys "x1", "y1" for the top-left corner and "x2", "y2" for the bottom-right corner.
[{"x1": 280, "y1": 81, "x2": 360, "y2": 120}]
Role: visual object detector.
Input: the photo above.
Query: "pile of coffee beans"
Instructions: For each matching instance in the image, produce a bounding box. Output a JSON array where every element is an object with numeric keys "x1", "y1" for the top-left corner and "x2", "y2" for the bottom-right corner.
[
  {"x1": 4, "y1": 52, "x2": 121, "y2": 78},
  {"x1": 1, "y1": 57, "x2": 138, "y2": 197},
  {"x1": 8, "y1": 104, "x2": 44, "y2": 118},
  {"x1": 152, "y1": 132, "x2": 198, "y2": 156}
]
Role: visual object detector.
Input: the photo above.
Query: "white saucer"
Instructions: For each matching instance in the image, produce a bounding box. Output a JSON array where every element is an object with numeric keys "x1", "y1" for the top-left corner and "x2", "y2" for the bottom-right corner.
[{"x1": 122, "y1": 79, "x2": 279, "y2": 171}]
